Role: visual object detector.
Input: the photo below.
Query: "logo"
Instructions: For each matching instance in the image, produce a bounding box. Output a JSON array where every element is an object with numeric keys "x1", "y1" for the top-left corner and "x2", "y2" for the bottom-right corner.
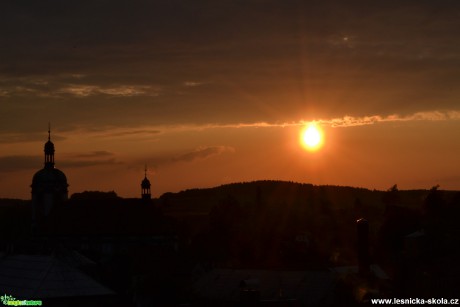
[{"x1": 1, "y1": 294, "x2": 42, "y2": 306}]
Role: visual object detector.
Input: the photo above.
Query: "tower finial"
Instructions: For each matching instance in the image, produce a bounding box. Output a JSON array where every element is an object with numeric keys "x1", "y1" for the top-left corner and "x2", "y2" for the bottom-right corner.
[
  {"x1": 48, "y1": 122, "x2": 51, "y2": 141},
  {"x1": 144, "y1": 164, "x2": 147, "y2": 178}
]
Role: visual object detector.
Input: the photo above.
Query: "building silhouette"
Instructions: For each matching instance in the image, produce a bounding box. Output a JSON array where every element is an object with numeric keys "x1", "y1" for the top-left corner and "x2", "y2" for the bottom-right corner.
[
  {"x1": 31, "y1": 125, "x2": 68, "y2": 228},
  {"x1": 141, "y1": 165, "x2": 151, "y2": 200}
]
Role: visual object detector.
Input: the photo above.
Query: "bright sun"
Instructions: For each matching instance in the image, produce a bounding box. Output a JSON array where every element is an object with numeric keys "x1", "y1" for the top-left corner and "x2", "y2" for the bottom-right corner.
[{"x1": 300, "y1": 123, "x2": 324, "y2": 151}]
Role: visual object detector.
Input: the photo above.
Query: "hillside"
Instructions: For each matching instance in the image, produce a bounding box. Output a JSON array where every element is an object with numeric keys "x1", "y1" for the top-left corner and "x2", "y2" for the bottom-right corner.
[
  {"x1": 160, "y1": 180, "x2": 457, "y2": 218},
  {"x1": 159, "y1": 181, "x2": 460, "y2": 267}
]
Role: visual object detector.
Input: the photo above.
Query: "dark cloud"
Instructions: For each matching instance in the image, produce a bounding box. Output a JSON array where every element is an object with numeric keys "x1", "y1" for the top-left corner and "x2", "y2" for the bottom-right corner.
[
  {"x1": 102, "y1": 130, "x2": 162, "y2": 138},
  {"x1": 60, "y1": 158, "x2": 122, "y2": 168},
  {"x1": 172, "y1": 146, "x2": 235, "y2": 163},
  {"x1": 147, "y1": 146, "x2": 235, "y2": 168},
  {"x1": 2, "y1": 0, "x2": 458, "y2": 78},
  {"x1": 71, "y1": 151, "x2": 114, "y2": 158},
  {"x1": 1, "y1": 0, "x2": 460, "y2": 134},
  {"x1": 61, "y1": 151, "x2": 123, "y2": 168}
]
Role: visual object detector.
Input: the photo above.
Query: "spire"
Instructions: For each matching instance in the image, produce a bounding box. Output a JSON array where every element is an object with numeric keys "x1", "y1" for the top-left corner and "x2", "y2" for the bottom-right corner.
[
  {"x1": 44, "y1": 124, "x2": 55, "y2": 169},
  {"x1": 144, "y1": 164, "x2": 147, "y2": 178}
]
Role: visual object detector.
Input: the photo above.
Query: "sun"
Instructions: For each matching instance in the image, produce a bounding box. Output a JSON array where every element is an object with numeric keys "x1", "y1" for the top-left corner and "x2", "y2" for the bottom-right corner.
[{"x1": 300, "y1": 123, "x2": 324, "y2": 151}]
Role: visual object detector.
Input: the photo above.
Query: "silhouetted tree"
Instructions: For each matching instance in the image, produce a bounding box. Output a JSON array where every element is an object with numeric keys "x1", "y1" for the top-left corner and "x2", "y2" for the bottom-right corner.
[
  {"x1": 382, "y1": 184, "x2": 400, "y2": 208},
  {"x1": 423, "y1": 185, "x2": 444, "y2": 217},
  {"x1": 423, "y1": 185, "x2": 446, "y2": 241}
]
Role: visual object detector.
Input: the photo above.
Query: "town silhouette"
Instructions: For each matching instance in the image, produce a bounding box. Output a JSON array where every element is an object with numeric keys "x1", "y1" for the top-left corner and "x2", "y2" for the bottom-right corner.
[{"x1": 0, "y1": 128, "x2": 459, "y2": 306}]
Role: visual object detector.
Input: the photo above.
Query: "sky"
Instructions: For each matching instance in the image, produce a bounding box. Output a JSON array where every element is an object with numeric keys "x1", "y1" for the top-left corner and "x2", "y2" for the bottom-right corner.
[{"x1": 1, "y1": 0, "x2": 460, "y2": 199}]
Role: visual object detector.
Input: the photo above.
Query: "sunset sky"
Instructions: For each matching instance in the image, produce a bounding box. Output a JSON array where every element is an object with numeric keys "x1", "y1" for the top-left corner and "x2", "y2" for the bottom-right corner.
[{"x1": 1, "y1": 0, "x2": 460, "y2": 199}]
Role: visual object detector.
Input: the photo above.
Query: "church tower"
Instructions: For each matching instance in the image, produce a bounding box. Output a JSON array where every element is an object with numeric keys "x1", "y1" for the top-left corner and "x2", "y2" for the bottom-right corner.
[
  {"x1": 141, "y1": 165, "x2": 151, "y2": 201},
  {"x1": 44, "y1": 125, "x2": 55, "y2": 168},
  {"x1": 31, "y1": 125, "x2": 68, "y2": 226}
]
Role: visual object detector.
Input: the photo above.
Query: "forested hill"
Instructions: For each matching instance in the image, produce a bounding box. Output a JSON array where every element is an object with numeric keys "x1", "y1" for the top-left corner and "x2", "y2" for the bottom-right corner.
[
  {"x1": 159, "y1": 181, "x2": 460, "y2": 267},
  {"x1": 159, "y1": 180, "x2": 458, "y2": 215}
]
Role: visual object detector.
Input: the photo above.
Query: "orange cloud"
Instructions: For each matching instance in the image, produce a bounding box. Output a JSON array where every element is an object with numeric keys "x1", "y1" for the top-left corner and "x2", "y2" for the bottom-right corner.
[
  {"x1": 154, "y1": 110, "x2": 460, "y2": 132},
  {"x1": 58, "y1": 84, "x2": 160, "y2": 97}
]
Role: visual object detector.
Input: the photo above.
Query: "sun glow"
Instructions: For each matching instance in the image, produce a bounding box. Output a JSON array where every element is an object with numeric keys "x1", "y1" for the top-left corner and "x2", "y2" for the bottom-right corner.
[{"x1": 300, "y1": 123, "x2": 324, "y2": 151}]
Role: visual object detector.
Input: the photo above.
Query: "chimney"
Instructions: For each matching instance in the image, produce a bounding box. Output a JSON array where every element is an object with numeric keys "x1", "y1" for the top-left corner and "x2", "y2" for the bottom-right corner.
[{"x1": 356, "y1": 218, "x2": 370, "y2": 276}]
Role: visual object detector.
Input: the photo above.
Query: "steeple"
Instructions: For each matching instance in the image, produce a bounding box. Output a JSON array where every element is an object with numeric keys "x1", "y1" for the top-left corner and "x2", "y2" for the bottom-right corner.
[
  {"x1": 32, "y1": 124, "x2": 68, "y2": 230},
  {"x1": 44, "y1": 123, "x2": 55, "y2": 169},
  {"x1": 141, "y1": 164, "x2": 151, "y2": 201}
]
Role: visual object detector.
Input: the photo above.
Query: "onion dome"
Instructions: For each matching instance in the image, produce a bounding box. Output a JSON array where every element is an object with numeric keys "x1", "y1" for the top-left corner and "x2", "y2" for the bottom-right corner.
[{"x1": 32, "y1": 168, "x2": 68, "y2": 194}]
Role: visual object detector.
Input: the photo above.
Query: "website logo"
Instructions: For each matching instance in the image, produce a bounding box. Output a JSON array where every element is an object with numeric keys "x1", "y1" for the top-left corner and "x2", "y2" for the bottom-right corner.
[{"x1": 0, "y1": 294, "x2": 42, "y2": 306}]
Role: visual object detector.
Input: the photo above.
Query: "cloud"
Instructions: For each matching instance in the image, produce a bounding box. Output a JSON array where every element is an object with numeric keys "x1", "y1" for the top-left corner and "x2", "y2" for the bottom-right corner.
[
  {"x1": 60, "y1": 158, "x2": 122, "y2": 168},
  {"x1": 54, "y1": 109, "x2": 458, "y2": 140},
  {"x1": 0, "y1": 78, "x2": 161, "y2": 98},
  {"x1": 147, "y1": 146, "x2": 235, "y2": 168},
  {"x1": 60, "y1": 151, "x2": 122, "y2": 168},
  {"x1": 70, "y1": 127, "x2": 162, "y2": 140},
  {"x1": 319, "y1": 110, "x2": 460, "y2": 127},
  {"x1": 172, "y1": 146, "x2": 235, "y2": 163},
  {"x1": 166, "y1": 110, "x2": 460, "y2": 131},
  {"x1": 2, "y1": 109, "x2": 457, "y2": 148},
  {"x1": 183, "y1": 81, "x2": 204, "y2": 87},
  {"x1": 58, "y1": 84, "x2": 160, "y2": 97},
  {"x1": 2, "y1": 1, "x2": 460, "y2": 134},
  {"x1": 58, "y1": 85, "x2": 97, "y2": 97},
  {"x1": 100, "y1": 129, "x2": 162, "y2": 138},
  {"x1": 71, "y1": 151, "x2": 114, "y2": 158}
]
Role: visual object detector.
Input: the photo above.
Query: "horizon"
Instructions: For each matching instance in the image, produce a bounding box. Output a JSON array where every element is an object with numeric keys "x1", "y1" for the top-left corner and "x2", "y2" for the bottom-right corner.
[
  {"x1": 2, "y1": 178, "x2": 456, "y2": 201},
  {"x1": 2, "y1": 1, "x2": 460, "y2": 199}
]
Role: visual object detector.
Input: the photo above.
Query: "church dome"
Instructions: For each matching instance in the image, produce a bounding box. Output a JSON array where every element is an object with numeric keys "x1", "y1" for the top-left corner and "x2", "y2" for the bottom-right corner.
[{"x1": 32, "y1": 168, "x2": 68, "y2": 193}]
